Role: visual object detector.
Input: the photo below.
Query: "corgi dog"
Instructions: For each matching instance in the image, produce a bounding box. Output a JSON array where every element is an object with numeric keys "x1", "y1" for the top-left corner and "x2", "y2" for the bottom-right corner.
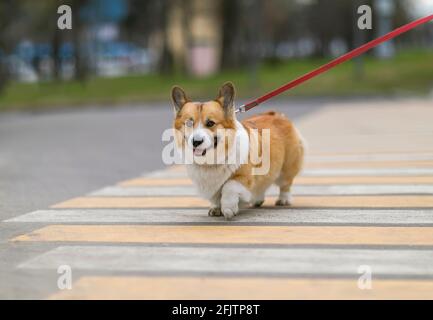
[{"x1": 172, "y1": 82, "x2": 304, "y2": 219}]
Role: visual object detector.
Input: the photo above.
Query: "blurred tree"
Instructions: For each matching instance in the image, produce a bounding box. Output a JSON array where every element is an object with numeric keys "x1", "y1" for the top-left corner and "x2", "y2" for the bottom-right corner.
[
  {"x1": 18, "y1": 0, "x2": 91, "y2": 82},
  {"x1": 305, "y1": 0, "x2": 355, "y2": 57},
  {"x1": 125, "y1": 0, "x2": 176, "y2": 74},
  {"x1": 221, "y1": 0, "x2": 264, "y2": 71},
  {"x1": 0, "y1": 0, "x2": 22, "y2": 93},
  {"x1": 124, "y1": 0, "x2": 159, "y2": 45},
  {"x1": 391, "y1": 0, "x2": 412, "y2": 47},
  {"x1": 21, "y1": 0, "x2": 65, "y2": 80},
  {"x1": 262, "y1": 0, "x2": 297, "y2": 60},
  {"x1": 71, "y1": 0, "x2": 89, "y2": 82},
  {"x1": 220, "y1": 0, "x2": 242, "y2": 69},
  {"x1": 245, "y1": 0, "x2": 262, "y2": 89},
  {"x1": 155, "y1": 0, "x2": 174, "y2": 74}
]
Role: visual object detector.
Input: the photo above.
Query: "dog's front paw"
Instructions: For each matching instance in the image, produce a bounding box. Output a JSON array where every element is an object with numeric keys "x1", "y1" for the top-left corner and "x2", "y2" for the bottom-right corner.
[
  {"x1": 221, "y1": 207, "x2": 237, "y2": 220},
  {"x1": 221, "y1": 203, "x2": 239, "y2": 220},
  {"x1": 208, "y1": 207, "x2": 222, "y2": 216},
  {"x1": 220, "y1": 180, "x2": 248, "y2": 220}
]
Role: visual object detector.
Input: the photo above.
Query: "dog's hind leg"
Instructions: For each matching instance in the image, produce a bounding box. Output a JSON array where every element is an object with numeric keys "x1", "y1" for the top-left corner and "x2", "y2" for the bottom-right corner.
[
  {"x1": 252, "y1": 192, "x2": 265, "y2": 207},
  {"x1": 275, "y1": 182, "x2": 293, "y2": 206},
  {"x1": 275, "y1": 142, "x2": 304, "y2": 207}
]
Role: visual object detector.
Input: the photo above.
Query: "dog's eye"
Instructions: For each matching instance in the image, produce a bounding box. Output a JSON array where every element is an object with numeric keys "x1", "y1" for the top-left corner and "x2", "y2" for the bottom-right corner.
[
  {"x1": 206, "y1": 120, "x2": 215, "y2": 128},
  {"x1": 185, "y1": 119, "x2": 194, "y2": 127}
]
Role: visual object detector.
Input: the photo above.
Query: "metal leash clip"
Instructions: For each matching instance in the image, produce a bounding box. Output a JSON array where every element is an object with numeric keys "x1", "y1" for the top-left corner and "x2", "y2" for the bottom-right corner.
[{"x1": 235, "y1": 104, "x2": 246, "y2": 113}]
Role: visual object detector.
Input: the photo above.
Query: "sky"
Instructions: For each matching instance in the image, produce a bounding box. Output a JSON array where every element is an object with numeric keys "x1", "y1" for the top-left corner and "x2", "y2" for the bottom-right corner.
[{"x1": 411, "y1": 0, "x2": 433, "y2": 17}]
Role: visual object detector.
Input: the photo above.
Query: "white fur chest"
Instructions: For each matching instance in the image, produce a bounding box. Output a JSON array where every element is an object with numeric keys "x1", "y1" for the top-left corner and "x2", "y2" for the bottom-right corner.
[{"x1": 186, "y1": 164, "x2": 237, "y2": 200}]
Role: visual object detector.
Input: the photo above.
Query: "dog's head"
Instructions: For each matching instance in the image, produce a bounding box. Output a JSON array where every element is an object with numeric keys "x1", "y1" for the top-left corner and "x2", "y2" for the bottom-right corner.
[{"x1": 171, "y1": 82, "x2": 238, "y2": 164}]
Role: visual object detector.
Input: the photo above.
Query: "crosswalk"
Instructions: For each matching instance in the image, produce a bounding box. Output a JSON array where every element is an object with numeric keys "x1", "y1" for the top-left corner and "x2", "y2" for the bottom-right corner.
[
  {"x1": 5, "y1": 156, "x2": 433, "y2": 299},
  {"x1": 5, "y1": 100, "x2": 433, "y2": 299}
]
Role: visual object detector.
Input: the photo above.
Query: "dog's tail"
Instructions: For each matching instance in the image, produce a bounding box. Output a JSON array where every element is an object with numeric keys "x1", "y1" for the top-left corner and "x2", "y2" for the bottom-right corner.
[{"x1": 251, "y1": 110, "x2": 287, "y2": 119}]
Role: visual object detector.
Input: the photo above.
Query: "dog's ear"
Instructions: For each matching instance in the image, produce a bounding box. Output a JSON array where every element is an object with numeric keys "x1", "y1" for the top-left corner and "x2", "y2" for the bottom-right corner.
[
  {"x1": 216, "y1": 82, "x2": 235, "y2": 115},
  {"x1": 171, "y1": 86, "x2": 189, "y2": 113}
]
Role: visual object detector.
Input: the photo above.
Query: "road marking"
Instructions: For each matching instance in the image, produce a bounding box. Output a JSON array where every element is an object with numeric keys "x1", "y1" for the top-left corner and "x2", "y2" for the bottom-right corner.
[
  {"x1": 169, "y1": 161, "x2": 433, "y2": 169},
  {"x1": 305, "y1": 150, "x2": 433, "y2": 162},
  {"x1": 51, "y1": 196, "x2": 209, "y2": 208},
  {"x1": 91, "y1": 186, "x2": 198, "y2": 196},
  {"x1": 305, "y1": 160, "x2": 433, "y2": 168},
  {"x1": 146, "y1": 168, "x2": 433, "y2": 178},
  {"x1": 306, "y1": 152, "x2": 433, "y2": 163},
  {"x1": 119, "y1": 178, "x2": 192, "y2": 186},
  {"x1": 49, "y1": 276, "x2": 433, "y2": 300},
  {"x1": 145, "y1": 170, "x2": 187, "y2": 178},
  {"x1": 293, "y1": 176, "x2": 433, "y2": 185},
  {"x1": 50, "y1": 195, "x2": 433, "y2": 208},
  {"x1": 90, "y1": 184, "x2": 433, "y2": 197},
  {"x1": 119, "y1": 176, "x2": 433, "y2": 186},
  {"x1": 6, "y1": 208, "x2": 433, "y2": 225},
  {"x1": 18, "y1": 246, "x2": 433, "y2": 277},
  {"x1": 12, "y1": 225, "x2": 433, "y2": 246},
  {"x1": 303, "y1": 168, "x2": 433, "y2": 176}
]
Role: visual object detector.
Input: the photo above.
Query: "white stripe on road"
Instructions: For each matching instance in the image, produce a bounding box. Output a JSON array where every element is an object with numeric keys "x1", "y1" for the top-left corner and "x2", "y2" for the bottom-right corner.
[
  {"x1": 145, "y1": 169, "x2": 184, "y2": 178},
  {"x1": 303, "y1": 168, "x2": 433, "y2": 176},
  {"x1": 306, "y1": 153, "x2": 433, "y2": 163},
  {"x1": 18, "y1": 246, "x2": 433, "y2": 277},
  {"x1": 6, "y1": 208, "x2": 433, "y2": 225},
  {"x1": 146, "y1": 168, "x2": 433, "y2": 178},
  {"x1": 91, "y1": 186, "x2": 199, "y2": 196},
  {"x1": 89, "y1": 185, "x2": 433, "y2": 197}
]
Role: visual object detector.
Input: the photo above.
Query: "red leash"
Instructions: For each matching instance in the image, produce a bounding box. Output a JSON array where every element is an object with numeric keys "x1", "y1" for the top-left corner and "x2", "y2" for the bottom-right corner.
[{"x1": 236, "y1": 14, "x2": 433, "y2": 113}]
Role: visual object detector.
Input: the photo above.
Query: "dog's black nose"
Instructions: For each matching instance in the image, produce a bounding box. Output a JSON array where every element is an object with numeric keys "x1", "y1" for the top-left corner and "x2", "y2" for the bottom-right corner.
[{"x1": 192, "y1": 138, "x2": 203, "y2": 147}]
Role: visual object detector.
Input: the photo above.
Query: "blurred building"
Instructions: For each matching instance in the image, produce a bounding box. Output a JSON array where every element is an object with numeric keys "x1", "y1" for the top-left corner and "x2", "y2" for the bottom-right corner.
[{"x1": 167, "y1": 0, "x2": 221, "y2": 76}]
